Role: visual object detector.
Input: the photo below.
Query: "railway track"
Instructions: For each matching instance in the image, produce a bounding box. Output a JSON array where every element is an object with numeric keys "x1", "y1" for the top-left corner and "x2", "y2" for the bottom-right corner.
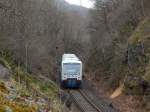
[{"x1": 70, "y1": 89, "x2": 103, "y2": 112}]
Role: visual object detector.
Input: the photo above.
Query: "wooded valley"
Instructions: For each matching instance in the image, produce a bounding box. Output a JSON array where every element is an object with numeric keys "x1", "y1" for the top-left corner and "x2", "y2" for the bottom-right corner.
[{"x1": 0, "y1": 0, "x2": 150, "y2": 111}]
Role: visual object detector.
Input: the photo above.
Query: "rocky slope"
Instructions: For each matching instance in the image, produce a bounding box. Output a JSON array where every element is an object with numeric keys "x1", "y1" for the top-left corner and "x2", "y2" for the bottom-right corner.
[
  {"x1": 88, "y1": 16, "x2": 150, "y2": 112},
  {"x1": 0, "y1": 52, "x2": 61, "y2": 112}
]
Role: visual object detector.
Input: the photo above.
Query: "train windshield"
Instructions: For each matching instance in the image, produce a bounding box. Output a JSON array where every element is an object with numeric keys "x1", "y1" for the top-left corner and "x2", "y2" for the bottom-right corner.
[{"x1": 63, "y1": 63, "x2": 80, "y2": 75}]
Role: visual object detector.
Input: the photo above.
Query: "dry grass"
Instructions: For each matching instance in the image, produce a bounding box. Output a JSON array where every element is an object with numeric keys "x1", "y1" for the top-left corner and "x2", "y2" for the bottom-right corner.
[{"x1": 0, "y1": 53, "x2": 62, "y2": 112}]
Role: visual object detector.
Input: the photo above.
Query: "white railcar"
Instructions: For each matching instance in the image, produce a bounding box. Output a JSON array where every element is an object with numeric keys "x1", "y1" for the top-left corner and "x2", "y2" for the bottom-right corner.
[{"x1": 61, "y1": 54, "x2": 82, "y2": 88}]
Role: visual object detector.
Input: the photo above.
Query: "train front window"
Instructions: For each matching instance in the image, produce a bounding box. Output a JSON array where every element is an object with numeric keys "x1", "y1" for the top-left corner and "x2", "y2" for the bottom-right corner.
[{"x1": 63, "y1": 63, "x2": 80, "y2": 75}]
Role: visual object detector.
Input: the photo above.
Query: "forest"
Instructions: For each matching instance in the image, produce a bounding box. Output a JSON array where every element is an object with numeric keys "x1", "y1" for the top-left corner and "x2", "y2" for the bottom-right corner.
[{"x1": 0, "y1": 0, "x2": 150, "y2": 112}]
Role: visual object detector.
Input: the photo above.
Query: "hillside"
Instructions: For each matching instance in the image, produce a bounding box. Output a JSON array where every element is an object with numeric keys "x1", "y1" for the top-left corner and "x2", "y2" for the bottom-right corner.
[
  {"x1": 86, "y1": 0, "x2": 150, "y2": 111},
  {"x1": 1, "y1": 0, "x2": 150, "y2": 112},
  {"x1": 0, "y1": 0, "x2": 90, "y2": 111},
  {"x1": 126, "y1": 17, "x2": 150, "y2": 94},
  {"x1": 115, "y1": 17, "x2": 150, "y2": 112},
  {"x1": 0, "y1": 0, "x2": 90, "y2": 78},
  {"x1": 0, "y1": 52, "x2": 61, "y2": 112}
]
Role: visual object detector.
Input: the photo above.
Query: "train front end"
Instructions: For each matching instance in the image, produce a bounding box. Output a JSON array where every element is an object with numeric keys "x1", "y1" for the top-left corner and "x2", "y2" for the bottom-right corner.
[{"x1": 61, "y1": 54, "x2": 82, "y2": 88}]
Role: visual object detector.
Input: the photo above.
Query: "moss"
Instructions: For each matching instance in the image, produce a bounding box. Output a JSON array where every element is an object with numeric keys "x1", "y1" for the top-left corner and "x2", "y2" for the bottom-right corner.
[
  {"x1": 0, "y1": 50, "x2": 16, "y2": 70},
  {"x1": 0, "y1": 106, "x2": 5, "y2": 112},
  {"x1": 0, "y1": 79, "x2": 61, "y2": 112},
  {"x1": 124, "y1": 17, "x2": 150, "y2": 96},
  {"x1": 144, "y1": 61, "x2": 150, "y2": 81},
  {"x1": 120, "y1": 21, "x2": 135, "y2": 37},
  {"x1": 13, "y1": 66, "x2": 59, "y2": 104},
  {"x1": 39, "y1": 81, "x2": 58, "y2": 99},
  {"x1": 0, "y1": 58, "x2": 11, "y2": 70},
  {"x1": 128, "y1": 17, "x2": 150, "y2": 69},
  {"x1": 128, "y1": 18, "x2": 150, "y2": 45},
  {"x1": 0, "y1": 50, "x2": 61, "y2": 111},
  {"x1": 14, "y1": 67, "x2": 58, "y2": 95},
  {"x1": 0, "y1": 93, "x2": 37, "y2": 112},
  {"x1": 0, "y1": 81, "x2": 9, "y2": 94}
]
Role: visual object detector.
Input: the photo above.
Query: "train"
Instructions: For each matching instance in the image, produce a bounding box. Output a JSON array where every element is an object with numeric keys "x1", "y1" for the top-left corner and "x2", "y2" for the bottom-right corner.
[{"x1": 61, "y1": 54, "x2": 82, "y2": 88}]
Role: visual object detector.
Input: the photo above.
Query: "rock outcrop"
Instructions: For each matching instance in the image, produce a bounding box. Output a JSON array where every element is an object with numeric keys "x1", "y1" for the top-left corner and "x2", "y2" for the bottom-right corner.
[{"x1": 0, "y1": 64, "x2": 11, "y2": 80}]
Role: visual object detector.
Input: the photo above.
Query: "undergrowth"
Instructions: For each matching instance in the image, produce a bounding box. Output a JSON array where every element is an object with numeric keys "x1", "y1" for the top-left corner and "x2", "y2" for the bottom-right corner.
[{"x1": 0, "y1": 50, "x2": 62, "y2": 112}]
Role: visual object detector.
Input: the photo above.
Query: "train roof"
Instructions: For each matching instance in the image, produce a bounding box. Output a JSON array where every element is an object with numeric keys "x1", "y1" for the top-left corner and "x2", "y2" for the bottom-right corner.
[{"x1": 62, "y1": 54, "x2": 81, "y2": 63}]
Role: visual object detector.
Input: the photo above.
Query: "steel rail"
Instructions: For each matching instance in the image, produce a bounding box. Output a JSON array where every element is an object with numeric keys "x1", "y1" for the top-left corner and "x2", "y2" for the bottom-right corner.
[
  {"x1": 79, "y1": 89, "x2": 103, "y2": 112},
  {"x1": 70, "y1": 90, "x2": 103, "y2": 112}
]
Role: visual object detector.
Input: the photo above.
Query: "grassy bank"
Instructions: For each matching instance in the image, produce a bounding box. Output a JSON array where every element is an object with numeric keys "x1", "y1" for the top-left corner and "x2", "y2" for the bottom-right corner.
[{"x1": 0, "y1": 50, "x2": 62, "y2": 112}]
